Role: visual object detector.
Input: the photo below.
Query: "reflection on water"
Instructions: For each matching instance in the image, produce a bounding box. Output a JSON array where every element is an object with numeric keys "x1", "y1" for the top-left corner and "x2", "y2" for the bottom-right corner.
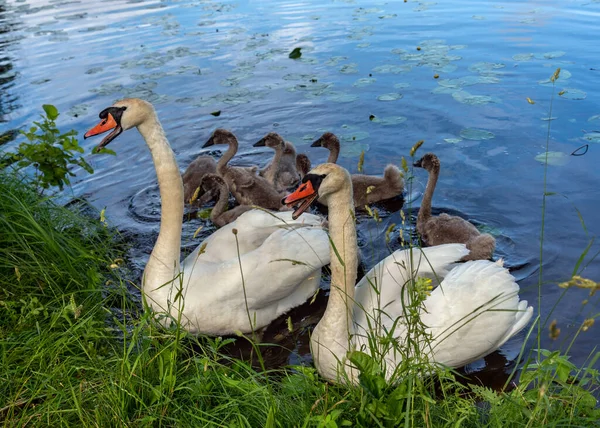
[{"x1": 2, "y1": 0, "x2": 600, "y2": 378}]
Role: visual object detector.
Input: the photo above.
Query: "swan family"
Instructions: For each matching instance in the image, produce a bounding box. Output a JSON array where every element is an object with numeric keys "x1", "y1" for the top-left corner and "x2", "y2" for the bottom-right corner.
[{"x1": 85, "y1": 98, "x2": 533, "y2": 384}]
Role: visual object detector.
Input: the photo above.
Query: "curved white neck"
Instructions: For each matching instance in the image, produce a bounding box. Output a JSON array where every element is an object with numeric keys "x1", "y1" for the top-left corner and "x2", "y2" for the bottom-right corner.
[
  {"x1": 312, "y1": 178, "x2": 358, "y2": 381},
  {"x1": 138, "y1": 117, "x2": 184, "y2": 297}
]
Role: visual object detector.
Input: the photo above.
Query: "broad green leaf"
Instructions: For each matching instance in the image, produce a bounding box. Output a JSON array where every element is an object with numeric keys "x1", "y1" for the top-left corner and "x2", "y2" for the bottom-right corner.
[{"x1": 43, "y1": 104, "x2": 59, "y2": 120}]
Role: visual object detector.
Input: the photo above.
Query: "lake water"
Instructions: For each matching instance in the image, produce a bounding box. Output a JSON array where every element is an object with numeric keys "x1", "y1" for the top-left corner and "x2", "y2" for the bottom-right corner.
[{"x1": 2, "y1": 0, "x2": 599, "y2": 377}]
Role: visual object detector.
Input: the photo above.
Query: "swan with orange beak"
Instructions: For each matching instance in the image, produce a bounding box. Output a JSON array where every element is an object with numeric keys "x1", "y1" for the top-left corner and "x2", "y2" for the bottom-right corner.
[
  {"x1": 84, "y1": 105, "x2": 127, "y2": 150},
  {"x1": 282, "y1": 173, "x2": 326, "y2": 219}
]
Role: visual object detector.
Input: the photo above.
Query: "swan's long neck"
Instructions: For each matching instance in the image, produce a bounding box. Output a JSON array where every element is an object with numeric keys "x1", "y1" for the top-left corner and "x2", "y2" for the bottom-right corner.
[
  {"x1": 312, "y1": 177, "x2": 358, "y2": 381},
  {"x1": 216, "y1": 138, "x2": 238, "y2": 175},
  {"x1": 210, "y1": 181, "x2": 229, "y2": 225},
  {"x1": 327, "y1": 142, "x2": 340, "y2": 164},
  {"x1": 138, "y1": 117, "x2": 183, "y2": 296},
  {"x1": 417, "y1": 165, "x2": 439, "y2": 234},
  {"x1": 264, "y1": 144, "x2": 283, "y2": 183}
]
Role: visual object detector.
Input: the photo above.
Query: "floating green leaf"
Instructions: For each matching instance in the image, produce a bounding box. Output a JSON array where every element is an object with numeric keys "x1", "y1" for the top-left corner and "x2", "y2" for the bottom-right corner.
[
  {"x1": 210, "y1": 110, "x2": 221, "y2": 117},
  {"x1": 583, "y1": 132, "x2": 600, "y2": 143},
  {"x1": 288, "y1": 47, "x2": 302, "y2": 59},
  {"x1": 377, "y1": 93, "x2": 403, "y2": 101},
  {"x1": 459, "y1": 128, "x2": 495, "y2": 141},
  {"x1": 512, "y1": 53, "x2": 534, "y2": 61},
  {"x1": 452, "y1": 91, "x2": 495, "y2": 105},
  {"x1": 587, "y1": 114, "x2": 600, "y2": 122},
  {"x1": 353, "y1": 77, "x2": 376, "y2": 87},
  {"x1": 534, "y1": 151, "x2": 568, "y2": 166},
  {"x1": 444, "y1": 138, "x2": 463, "y2": 144},
  {"x1": 559, "y1": 88, "x2": 587, "y2": 100},
  {"x1": 538, "y1": 69, "x2": 571, "y2": 85},
  {"x1": 371, "y1": 116, "x2": 407, "y2": 125}
]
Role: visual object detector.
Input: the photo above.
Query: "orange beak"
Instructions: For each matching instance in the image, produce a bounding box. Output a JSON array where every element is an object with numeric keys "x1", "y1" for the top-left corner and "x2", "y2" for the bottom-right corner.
[
  {"x1": 84, "y1": 113, "x2": 117, "y2": 138},
  {"x1": 84, "y1": 113, "x2": 123, "y2": 150},
  {"x1": 283, "y1": 180, "x2": 319, "y2": 220}
]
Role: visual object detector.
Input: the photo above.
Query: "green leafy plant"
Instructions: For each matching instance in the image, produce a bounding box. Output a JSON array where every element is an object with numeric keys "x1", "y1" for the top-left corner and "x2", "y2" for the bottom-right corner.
[{"x1": 0, "y1": 104, "x2": 93, "y2": 192}]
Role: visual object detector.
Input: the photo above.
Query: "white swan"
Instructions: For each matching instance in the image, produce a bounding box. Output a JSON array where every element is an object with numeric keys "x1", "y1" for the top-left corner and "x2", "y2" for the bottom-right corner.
[
  {"x1": 84, "y1": 98, "x2": 331, "y2": 335},
  {"x1": 283, "y1": 163, "x2": 533, "y2": 383}
]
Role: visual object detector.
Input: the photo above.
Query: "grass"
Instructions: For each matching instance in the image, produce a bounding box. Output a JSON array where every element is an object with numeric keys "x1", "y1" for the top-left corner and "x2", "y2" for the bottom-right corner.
[
  {"x1": 1, "y1": 171, "x2": 599, "y2": 427},
  {"x1": 1, "y1": 72, "x2": 599, "y2": 425}
]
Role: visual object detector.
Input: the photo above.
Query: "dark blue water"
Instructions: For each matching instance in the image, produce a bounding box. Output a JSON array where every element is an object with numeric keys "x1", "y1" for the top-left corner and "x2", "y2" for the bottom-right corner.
[{"x1": 2, "y1": 0, "x2": 599, "y2": 371}]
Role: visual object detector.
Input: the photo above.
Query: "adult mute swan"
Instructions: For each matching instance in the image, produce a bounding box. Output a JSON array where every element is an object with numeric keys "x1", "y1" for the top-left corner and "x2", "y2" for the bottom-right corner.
[
  {"x1": 283, "y1": 163, "x2": 533, "y2": 383},
  {"x1": 84, "y1": 98, "x2": 331, "y2": 335},
  {"x1": 414, "y1": 153, "x2": 496, "y2": 261},
  {"x1": 310, "y1": 132, "x2": 404, "y2": 208}
]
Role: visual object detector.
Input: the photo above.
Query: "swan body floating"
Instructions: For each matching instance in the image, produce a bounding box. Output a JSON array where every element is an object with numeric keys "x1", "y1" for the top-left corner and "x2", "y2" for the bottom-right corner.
[
  {"x1": 284, "y1": 163, "x2": 533, "y2": 383},
  {"x1": 311, "y1": 132, "x2": 404, "y2": 207},
  {"x1": 85, "y1": 98, "x2": 331, "y2": 335},
  {"x1": 414, "y1": 153, "x2": 496, "y2": 261},
  {"x1": 203, "y1": 129, "x2": 285, "y2": 211}
]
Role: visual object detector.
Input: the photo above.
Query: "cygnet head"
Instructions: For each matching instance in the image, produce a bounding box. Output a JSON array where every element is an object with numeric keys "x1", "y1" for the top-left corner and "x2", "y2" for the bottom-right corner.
[
  {"x1": 295, "y1": 153, "x2": 312, "y2": 178},
  {"x1": 283, "y1": 141, "x2": 297, "y2": 156},
  {"x1": 413, "y1": 152, "x2": 440, "y2": 172},
  {"x1": 310, "y1": 132, "x2": 340, "y2": 151},
  {"x1": 253, "y1": 132, "x2": 285, "y2": 150},
  {"x1": 202, "y1": 128, "x2": 237, "y2": 148},
  {"x1": 84, "y1": 98, "x2": 156, "y2": 150},
  {"x1": 282, "y1": 163, "x2": 350, "y2": 219}
]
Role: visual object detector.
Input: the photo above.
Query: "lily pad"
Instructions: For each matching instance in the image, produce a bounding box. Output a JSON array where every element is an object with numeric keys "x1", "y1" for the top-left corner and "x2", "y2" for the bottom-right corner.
[
  {"x1": 534, "y1": 151, "x2": 568, "y2": 166},
  {"x1": 452, "y1": 91, "x2": 495, "y2": 105},
  {"x1": 559, "y1": 88, "x2": 586, "y2": 100},
  {"x1": 325, "y1": 56, "x2": 348, "y2": 66},
  {"x1": 85, "y1": 67, "x2": 104, "y2": 75},
  {"x1": 459, "y1": 128, "x2": 495, "y2": 141},
  {"x1": 512, "y1": 53, "x2": 535, "y2": 61},
  {"x1": 468, "y1": 62, "x2": 505, "y2": 73},
  {"x1": 582, "y1": 132, "x2": 600, "y2": 143},
  {"x1": 538, "y1": 69, "x2": 571, "y2": 85},
  {"x1": 327, "y1": 92, "x2": 359, "y2": 103},
  {"x1": 341, "y1": 142, "x2": 370, "y2": 158},
  {"x1": 539, "y1": 51, "x2": 566, "y2": 59},
  {"x1": 371, "y1": 116, "x2": 407, "y2": 125},
  {"x1": 393, "y1": 82, "x2": 411, "y2": 89},
  {"x1": 341, "y1": 131, "x2": 370, "y2": 142},
  {"x1": 372, "y1": 64, "x2": 412, "y2": 74},
  {"x1": 444, "y1": 138, "x2": 463, "y2": 144},
  {"x1": 377, "y1": 93, "x2": 403, "y2": 101},
  {"x1": 67, "y1": 103, "x2": 90, "y2": 117},
  {"x1": 339, "y1": 63, "x2": 359, "y2": 74},
  {"x1": 353, "y1": 77, "x2": 376, "y2": 87},
  {"x1": 587, "y1": 114, "x2": 600, "y2": 122}
]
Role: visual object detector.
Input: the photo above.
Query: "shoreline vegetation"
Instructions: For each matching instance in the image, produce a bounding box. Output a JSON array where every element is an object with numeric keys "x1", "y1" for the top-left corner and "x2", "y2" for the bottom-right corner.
[{"x1": 1, "y1": 101, "x2": 599, "y2": 426}]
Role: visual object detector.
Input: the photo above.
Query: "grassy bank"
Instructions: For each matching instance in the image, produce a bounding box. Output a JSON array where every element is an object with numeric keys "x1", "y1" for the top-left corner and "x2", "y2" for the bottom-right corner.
[{"x1": 0, "y1": 172, "x2": 598, "y2": 427}]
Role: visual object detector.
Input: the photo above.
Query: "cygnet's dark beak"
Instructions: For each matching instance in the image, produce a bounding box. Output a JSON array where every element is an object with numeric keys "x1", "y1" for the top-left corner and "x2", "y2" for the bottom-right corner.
[
  {"x1": 202, "y1": 135, "x2": 215, "y2": 148},
  {"x1": 413, "y1": 157, "x2": 424, "y2": 168},
  {"x1": 253, "y1": 138, "x2": 266, "y2": 147},
  {"x1": 310, "y1": 138, "x2": 323, "y2": 147}
]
